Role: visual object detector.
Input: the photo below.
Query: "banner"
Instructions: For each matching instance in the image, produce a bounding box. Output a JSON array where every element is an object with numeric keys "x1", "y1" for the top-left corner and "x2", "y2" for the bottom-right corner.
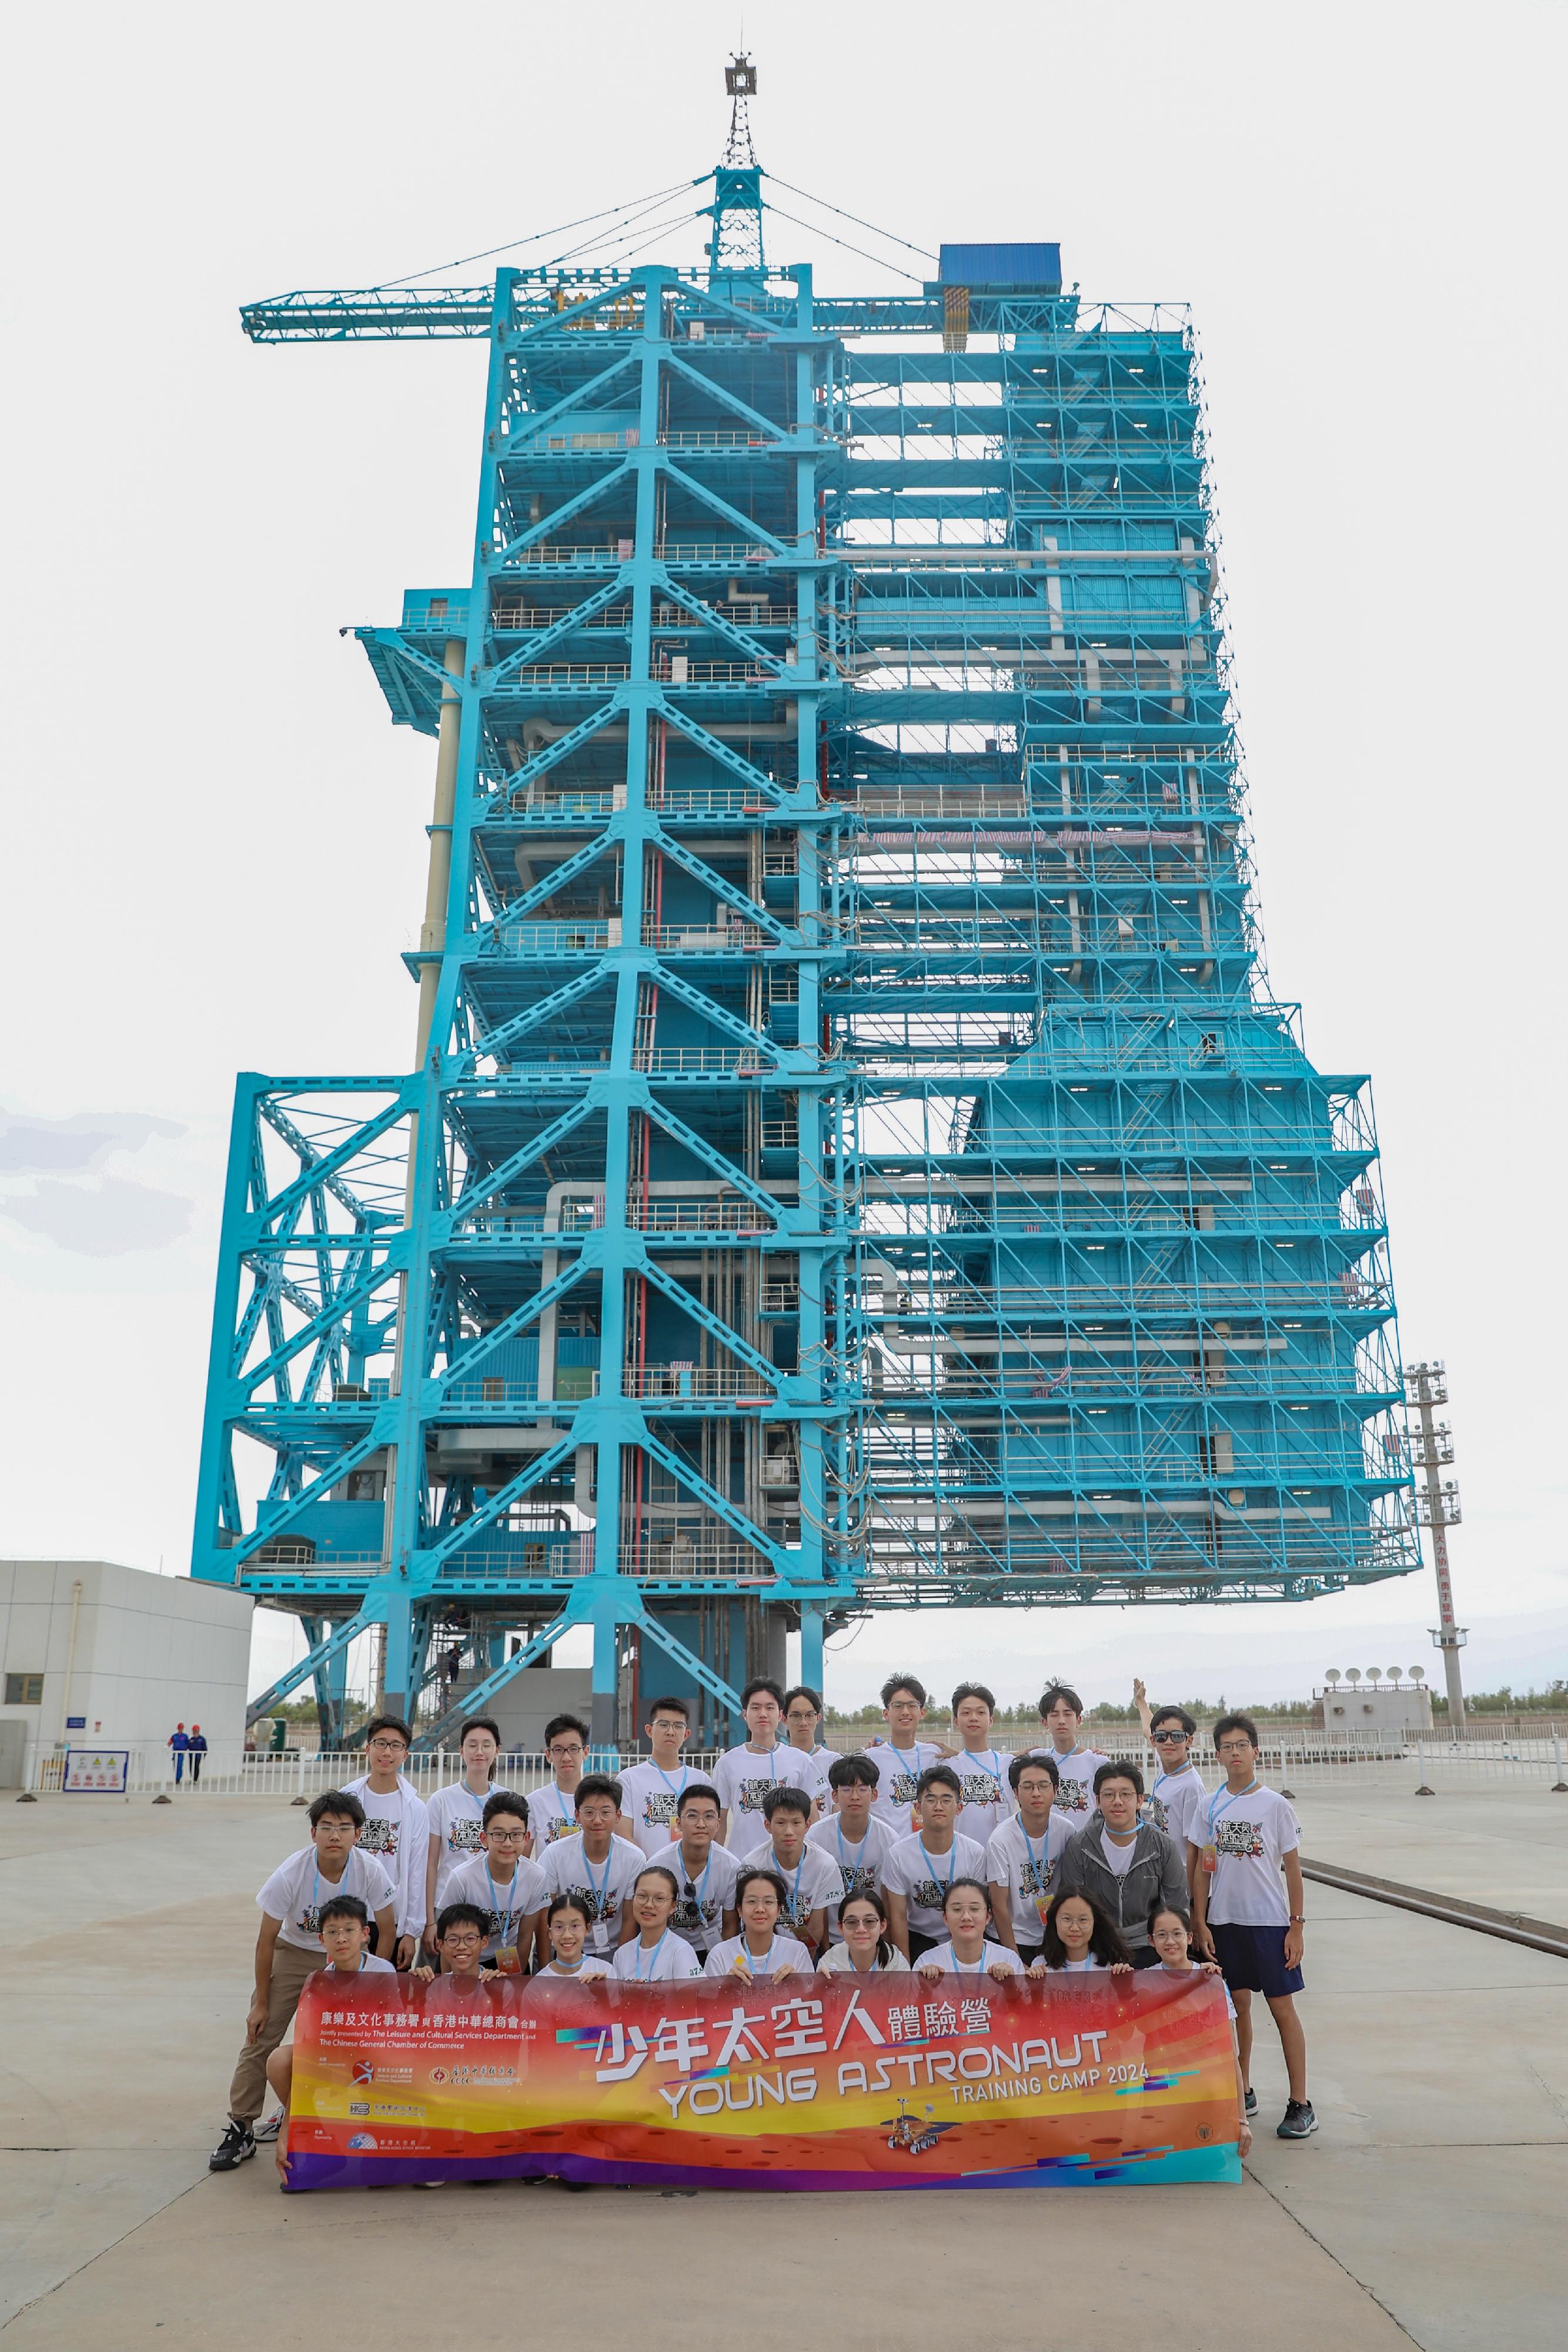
[{"x1": 284, "y1": 1969, "x2": 1239, "y2": 2191}]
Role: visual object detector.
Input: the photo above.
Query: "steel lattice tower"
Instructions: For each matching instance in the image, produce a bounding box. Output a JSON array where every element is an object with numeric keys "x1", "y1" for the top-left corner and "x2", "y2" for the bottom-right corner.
[{"x1": 196, "y1": 81, "x2": 1420, "y2": 1745}]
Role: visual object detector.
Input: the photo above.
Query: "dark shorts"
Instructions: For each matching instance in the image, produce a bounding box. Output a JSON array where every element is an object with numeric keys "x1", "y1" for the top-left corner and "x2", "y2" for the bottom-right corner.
[
  {"x1": 1210, "y1": 1921, "x2": 1303, "y2": 1998},
  {"x1": 907, "y1": 1930, "x2": 942, "y2": 1962},
  {"x1": 1130, "y1": 1945, "x2": 1162, "y2": 1970},
  {"x1": 1017, "y1": 1943, "x2": 1044, "y2": 1969}
]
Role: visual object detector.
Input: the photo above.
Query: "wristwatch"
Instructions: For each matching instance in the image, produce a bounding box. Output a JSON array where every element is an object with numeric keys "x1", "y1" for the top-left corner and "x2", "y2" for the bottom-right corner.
[{"x1": 1288, "y1": 1913, "x2": 1305, "y2": 1925}]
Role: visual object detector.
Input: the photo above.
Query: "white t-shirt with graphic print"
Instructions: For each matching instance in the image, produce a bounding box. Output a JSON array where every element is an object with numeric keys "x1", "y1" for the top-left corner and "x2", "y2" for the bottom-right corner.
[
  {"x1": 1030, "y1": 1745, "x2": 1111, "y2": 1825},
  {"x1": 540, "y1": 1833, "x2": 644, "y2": 1952},
  {"x1": 880, "y1": 1830, "x2": 989, "y2": 1941},
  {"x1": 256, "y1": 1847, "x2": 397, "y2": 1953},
  {"x1": 1199, "y1": 1783, "x2": 1300, "y2": 1927},
  {"x1": 1144, "y1": 1762, "x2": 1207, "y2": 1849},
  {"x1": 342, "y1": 1775, "x2": 430, "y2": 1937},
  {"x1": 861, "y1": 1740, "x2": 946, "y2": 1832},
  {"x1": 616, "y1": 1760, "x2": 698, "y2": 1857},
  {"x1": 424, "y1": 1782, "x2": 492, "y2": 1906},
  {"x1": 710, "y1": 1743, "x2": 813, "y2": 1852},
  {"x1": 807, "y1": 1812, "x2": 902, "y2": 1941},
  {"x1": 985, "y1": 1813, "x2": 1076, "y2": 1946}
]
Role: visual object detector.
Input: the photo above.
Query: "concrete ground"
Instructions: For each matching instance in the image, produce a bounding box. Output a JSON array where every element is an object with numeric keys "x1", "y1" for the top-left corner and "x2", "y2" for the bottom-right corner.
[{"x1": 2, "y1": 1780, "x2": 1565, "y2": 2351}]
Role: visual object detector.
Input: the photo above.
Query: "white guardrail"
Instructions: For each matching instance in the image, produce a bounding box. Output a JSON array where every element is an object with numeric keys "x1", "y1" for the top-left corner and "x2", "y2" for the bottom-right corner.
[{"x1": 26, "y1": 1726, "x2": 1568, "y2": 1799}]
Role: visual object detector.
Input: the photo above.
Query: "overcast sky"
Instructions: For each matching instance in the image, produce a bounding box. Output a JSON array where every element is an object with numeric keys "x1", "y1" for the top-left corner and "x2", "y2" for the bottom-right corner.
[{"x1": 2, "y1": 1, "x2": 1563, "y2": 1712}]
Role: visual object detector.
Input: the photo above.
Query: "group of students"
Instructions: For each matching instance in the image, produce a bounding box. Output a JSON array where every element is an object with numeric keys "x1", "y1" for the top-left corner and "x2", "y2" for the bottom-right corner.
[{"x1": 209, "y1": 1670, "x2": 1313, "y2": 2177}]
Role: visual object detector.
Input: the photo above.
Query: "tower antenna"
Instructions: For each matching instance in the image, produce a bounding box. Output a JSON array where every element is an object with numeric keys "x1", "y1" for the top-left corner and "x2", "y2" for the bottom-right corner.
[{"x1": 707, "y1": 52, "x2": 765, "y2": 279}]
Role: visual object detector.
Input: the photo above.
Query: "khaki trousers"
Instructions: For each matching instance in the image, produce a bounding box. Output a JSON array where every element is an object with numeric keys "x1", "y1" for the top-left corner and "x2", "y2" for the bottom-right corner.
[{"x1": 227, "y1": 1938, "x2": 322, "y2": 2122}]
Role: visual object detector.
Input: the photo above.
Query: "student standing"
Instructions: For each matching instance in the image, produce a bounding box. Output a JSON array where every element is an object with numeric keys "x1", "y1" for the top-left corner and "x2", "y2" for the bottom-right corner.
[
  {"x1": 703, "y1": 1867, "x2": 814, "y2": 1979},
  {"x1": 209, "y1": 1790, "x2": 396, "y2": 2172},
  {"x1": 807, "y1": 1755, "x2": 900, "y2": 1942},
  {"x1": 444, "y1": 1791, "x2": 547, "y2": 1973},
  {"x1": 613, "y1": 1866, "x2": 705, "y2": 1982},
  {"x1": 1030, "y1": 1683, "x2": 1111, "y2": 1826},
  {"x1": 615, "y1": 1695, "x2": 698, "y2": 1855},
  {"x1": 987, "y1": 1752, "x2": 1075, "y2": 1963},
  {"x1": 880, "y1": 1765, "x2": 989, "y2": 1960},
  {"x1": 526, "y1": 1713, "x2": 591, "y2": 1849},
  {"x1": 947, "y1": 1682, "x2": 1015, "y2": 1847},
  {"x1": 781, "y1": 1683, "x2": 837, "y2": 1814},
  {"x1": 710, "y1": 1678, "x2": 812, "y2": 1851},
  {"x1": 917, "y1": 1879, "x2": 1026, "y2": 1982},
  {"x1": 1188, "y1": 1712, "x2": 1315, "y2": 2140},
  {"x1": 1148, "y1": 1901, "x2": 1252, "y2": 2162},
  {"x1": 343, "y1": 1715, "x2": 429, "y2": 1967},
  {"x1": 1059, "y1": 1760, "x2": 1188, "y2": 1965},
  {"x1": 660, "y1": 1782, "x2": 741, "y2": 1958},
  {"x1": 188, "y1": 1726, "x2": 208, "y2": 1785},
  {"x1": 743, "y1": 1786, "x2": 842, "y2": 1956},
  {"x1": 861, "y1": 1673, "x2": 946, "y2": 1830},
  {"x1": 1132, "y1": 1683, "x2": 1208, "y2": 1857},
  {"x1": 168, "y1": 1724, "x2": 189, "y2": 1786},
  {"x1": 423, "y1": 1716, "x2": 502, "y2": 1933},
  {"x1": 815, "y1": 1890, "x2": 912, "y2": 1974},
  {"x1": 540, "y1": 1775, "x2": 644, "y2": 1956}
]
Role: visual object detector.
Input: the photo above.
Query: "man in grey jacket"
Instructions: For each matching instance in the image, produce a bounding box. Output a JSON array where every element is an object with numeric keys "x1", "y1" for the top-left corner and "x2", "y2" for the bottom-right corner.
[{"x1": 1060, "y1": 1759, "x2": 1188, "y2": 1965}]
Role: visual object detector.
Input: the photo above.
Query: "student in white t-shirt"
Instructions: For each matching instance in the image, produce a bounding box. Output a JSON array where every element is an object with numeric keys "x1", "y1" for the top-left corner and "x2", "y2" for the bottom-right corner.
[
  {"x1": 987, "y1": 1752, "x2": 1075, "y2": 1963},
  {"x1": 612, "y1": 1864, "x2": 705, "y2": 1982},
  {"x1": 415, "y1": 1904, "x2": 502, "y2": 2012},
  {"x1": 808, "y1": 1755, "x2": 901, "y2": 1941},
  {"x1": 267, "y1": 1893, "x2": 397, "y2": 2184},
  {"x1": 539, "y1": 1775, "x2": 644, "y2": 1955},
  {"x1": 210, "y1": 1789, "x2": 397, "y2": 2174},
  {"x1": 740, "y1": 1785, "x2": 843, "y2": 1956},
  {"x1": 443, "y1": 1790, "x2": 548, "y2": 1972},
  {"x1": 658, "y1": 1782, "x2": 741, "y2": 1956},
  {"x1": 1039, "y1": 1889, "x2": 1135, "y2": 1975},
  {"x1": 342, "y1": 1714, "x2": 430, "y2": 1967},
  {"x1": 881, "y1": 1765, "x2": 989, "y2": 1960},
  {"x1": 781, "y1": 1683, "x2": 836, "y2": 1814},
  {"x1": 947, "y1": 1681, "x2": 1016, "y2": 1847},
  {"x1": 1149, "y1": 1902, "x2": 1251, "y2": 2161},
  {"x1": 816, "y1": 1889, "x2": 912, "y2": 1975},
  {"x1": 423, "y1": 1715, "x2": 503, "y2": 1941},
  {"x1": 526, "y1": 1713, "x2": 591, "y2": 1850},
  {"x1": 917, "y1": 1877, "x2": 1027, "y2": 1983},
  {"x1": 534, "y1": 1892, "x2": 614, "y2": 1981},
  {"x1": 1132, "y1": 1685, "x2": 1207, "y2": 1867},
  {"x1": 703, "y1": 1865, "x2": 814, "y2": 1980},
  {"x1": 711, "y1": 1678, "x2": 813, "y2": 1851},
  {"x1": 615, "y1": 1695, "x2": 698, "y2": 1855},
  {"x1": 1189, "y1": 1712, "x2": 1314, "y2": 2141},
  {"x1": 1030, "y1": 1684, "x2": 1111, "y2": 1827},
  {"x1": 861, "y1": 1673, "x2": 946, "y2": 1831}
]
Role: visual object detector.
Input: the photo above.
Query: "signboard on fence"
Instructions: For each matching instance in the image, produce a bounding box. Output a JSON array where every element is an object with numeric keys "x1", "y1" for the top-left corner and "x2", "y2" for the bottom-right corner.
[
  {"x1": 284, "y1": 1969, "x2": 1239, "y2": 2191},
  {"x1": 61, "y1": 1748, "x2": 129, "y2": 1793}
]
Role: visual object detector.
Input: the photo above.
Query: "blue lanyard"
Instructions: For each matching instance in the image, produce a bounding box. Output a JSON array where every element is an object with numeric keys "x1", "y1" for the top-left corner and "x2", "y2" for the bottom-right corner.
[
  {"x1": 634, "y1": 1929, "x2": 671, "y2": 1980},
  {"x1": 741, "y1": 1936, "x2": 778, "y2": 1975},
  {"x1": 918, "y1": 1840, "x2": 957, "y2": 1899},
  {"x1": 681, "y1": 1850, "x2": 714, "y2": 1921},
  {"x1": 581, "y1": 1845, "x2": 614, "y2": 1920},
  {"x1": 485, "y1": 1863, "x2": 523, "y2": 1938},
  {"x1": 652, "y1": 1762, "x2": 690, "y2": 1798},
  {"x1": 965, "y1": 1749, "x2": 1005, "y2": 1799},
  {"x1": 835, "y1": 1820, "x2": 869, "y2": 1873},
  {"x1": 1022, "y1": 1825, "x2": 1053, "y2": 1889},
  {"x1": 950, "y1": 1949, "x2": 991, "y2": 1979},
  {"x1": 1208, "y1": 1780, "x2": 1259, "y2": 1838}
]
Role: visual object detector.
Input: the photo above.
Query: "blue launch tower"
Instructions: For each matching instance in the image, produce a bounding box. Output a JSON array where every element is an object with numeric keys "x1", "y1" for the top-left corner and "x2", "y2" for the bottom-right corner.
[{"x1": 195, "y1": 66, "x2": 1419, "y2": 1744}]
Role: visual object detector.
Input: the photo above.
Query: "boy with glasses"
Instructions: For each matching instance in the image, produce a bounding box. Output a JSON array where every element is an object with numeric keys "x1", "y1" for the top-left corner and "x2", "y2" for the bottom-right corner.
[
  {"x1": 540, "y1": 1775, "x2": 644, "y2": 1956},
  {"x1": 987, "y1": 1752, "x2": 1074, "y2": 1966},
  {"x1": 781, "y1": 1683, "x2": 836, "y2": 1815},
  {"x1": 862, "y1": 1673, "x2": 945, "y2": 1832},
  {"x1": 881, "y1": 1764, "x2": 988, "y2": 1961},
  {"x1": 527, "y1": 1713, "x2": 591, "y2": 1849},
  {"x1": 444, "y1": 1790, "x2": 547, "y2": 1973},
  {"x1": 661, "y1": 1782, "x2": 741, "y2": 1957},
  {"x1": 1189, "y1": 1712, "x2": 1315, "y2": 2141},
  {"x1": 807, "y1": 1754, "x2": 900, "y2": 1943},
  {"x1": 616, "y1": 1695, "x2": 698, "y2": 1856},
  {"x1": 343, "y1": 1715, "x2": 428, "y2": 1968},
  {"x1": 1132, "y1": 1682, "x2": 1208, "y2": 1867}
]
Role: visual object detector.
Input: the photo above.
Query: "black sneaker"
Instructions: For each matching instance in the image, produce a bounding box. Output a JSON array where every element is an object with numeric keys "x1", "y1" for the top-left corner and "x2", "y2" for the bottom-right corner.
[
  {"x1": 1277, "y1": 2099, "x2": 1318, "y2": 2139},
  {"x1": 253, "y1": 2110, "x2": 284, "y2": 2144},
  {"x1": 209, "y1": 2119, "x2": 256, "y2": 2171},
  {"x1": 1243, "y1": 2086, "x2": 1258, "y2": 2117}
]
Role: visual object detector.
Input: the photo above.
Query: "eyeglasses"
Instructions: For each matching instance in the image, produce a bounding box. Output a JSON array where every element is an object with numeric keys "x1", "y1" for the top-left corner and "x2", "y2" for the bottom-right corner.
[
  {"x1": 367, "y1": 1738, "x2": 407, "y2": 1755},
  {"x1": 1151, "y1": 1729, "x2": 1187, "y2": 1743},
  {"x1": 486, "y1": 1829, "x2": 528, "y2": 1845}
]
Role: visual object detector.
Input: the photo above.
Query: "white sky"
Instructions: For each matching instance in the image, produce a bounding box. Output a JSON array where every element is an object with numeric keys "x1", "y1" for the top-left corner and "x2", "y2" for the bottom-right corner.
[{"x1": 2, "y1": 1, "x2": 1563, "y2": 1712}]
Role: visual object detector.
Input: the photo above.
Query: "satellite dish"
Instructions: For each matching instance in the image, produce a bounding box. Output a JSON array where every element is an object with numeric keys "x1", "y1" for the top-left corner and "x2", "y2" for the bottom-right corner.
[
  {"x1": 1325, "y1": 1669, "x2": 1342, "y2": 1686},
  {"x1": 1367, "y1": 1666, "x2": 1382, "y2": 1684},
  {"x1": 1346, "y1": 1668, "x2": 1362, "y2": 1685},
  {"x1": 1410, "y1": 1666, "x2": 1425, "y2": 1683}
]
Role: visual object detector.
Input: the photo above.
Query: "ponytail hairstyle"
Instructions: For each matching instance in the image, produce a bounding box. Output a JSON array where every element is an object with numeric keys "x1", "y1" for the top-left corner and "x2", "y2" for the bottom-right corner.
[{"x1": 1039, "y1": 1887, "x2": 1134, "y2": 1970}]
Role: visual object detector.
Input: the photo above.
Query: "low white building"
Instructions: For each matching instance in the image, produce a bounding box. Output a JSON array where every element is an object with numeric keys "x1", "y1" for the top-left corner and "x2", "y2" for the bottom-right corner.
[
  {"x1": 0, "y1": 1560, "x2": 253, "y2": 1787},
  {"x1": 1312, "y1": 1679, "x2": 1434, "y2": 1736}
]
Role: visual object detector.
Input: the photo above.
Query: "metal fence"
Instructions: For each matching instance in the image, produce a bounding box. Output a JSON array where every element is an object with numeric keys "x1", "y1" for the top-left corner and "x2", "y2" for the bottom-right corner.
[{"x1": 26, "y1": 1725, "x2": 1568, "y2": 1799}]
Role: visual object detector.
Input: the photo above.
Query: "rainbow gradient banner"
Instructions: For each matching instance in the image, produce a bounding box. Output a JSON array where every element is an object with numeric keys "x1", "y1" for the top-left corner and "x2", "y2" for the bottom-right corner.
[{"x1": 284, "y1": 1969, "x2": 1239, "y2": 2191}]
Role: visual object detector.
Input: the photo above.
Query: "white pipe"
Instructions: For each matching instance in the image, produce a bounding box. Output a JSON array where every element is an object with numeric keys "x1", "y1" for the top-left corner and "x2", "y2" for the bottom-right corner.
[{"x1": 59, "y1": 1577, "x2": 83, "y2": 1751}]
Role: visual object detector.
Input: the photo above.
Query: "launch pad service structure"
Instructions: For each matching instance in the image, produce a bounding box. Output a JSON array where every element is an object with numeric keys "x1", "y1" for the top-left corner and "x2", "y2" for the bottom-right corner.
[{"x1": 195, "y1": 63, "x2": 1420, "y2": 1747}]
